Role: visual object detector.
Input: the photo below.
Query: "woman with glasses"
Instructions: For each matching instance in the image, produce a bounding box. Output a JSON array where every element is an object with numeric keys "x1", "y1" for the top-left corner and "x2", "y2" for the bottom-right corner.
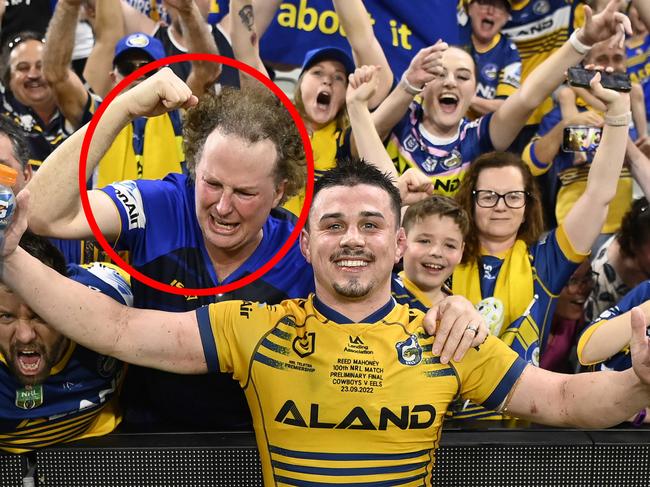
[{"x1": 446, "y1": 73, "x2": 630, "y2": 419}]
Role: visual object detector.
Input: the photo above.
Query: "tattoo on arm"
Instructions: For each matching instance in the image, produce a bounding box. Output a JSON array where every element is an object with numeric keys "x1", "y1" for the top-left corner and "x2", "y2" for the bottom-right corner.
[{"x1": 238, "y1": 5, "x2": 254, "y2": 31}]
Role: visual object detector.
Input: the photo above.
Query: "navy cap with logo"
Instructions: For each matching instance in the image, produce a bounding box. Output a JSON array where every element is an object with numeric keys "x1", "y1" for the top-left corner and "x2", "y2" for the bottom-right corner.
[
  {"x1": 300, "y1": 46, "x2": 355, "y2": 77},
  {"x1": 113, "y1": 32, "x2": 166, "y2": 64}
]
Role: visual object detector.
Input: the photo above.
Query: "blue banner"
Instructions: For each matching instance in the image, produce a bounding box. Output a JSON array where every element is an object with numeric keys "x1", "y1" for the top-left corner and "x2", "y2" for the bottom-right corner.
[{"x1": 210, "y1": 0, "x2": 460, "y2": 78}]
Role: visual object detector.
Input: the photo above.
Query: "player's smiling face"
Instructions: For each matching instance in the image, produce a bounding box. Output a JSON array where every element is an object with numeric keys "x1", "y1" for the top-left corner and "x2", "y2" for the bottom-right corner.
[
  {"x1": 299, "y1": 60, "x2": 347, "y2": 130},
  {"x1": 403, "y1": 214, "x2": 464, "y2": 293},
  {"x1": 0, "y1": 286, "x2": 68, "y2": 386},
  {"x1": 422, "y1": 48, "x2": 476, "y2": 137},
  {"x1": 194, "y1": 130, "x2": 286, "y2": 264},
  {"x1": 301, "y1": 184, "x2": 403, "y2": 303}
]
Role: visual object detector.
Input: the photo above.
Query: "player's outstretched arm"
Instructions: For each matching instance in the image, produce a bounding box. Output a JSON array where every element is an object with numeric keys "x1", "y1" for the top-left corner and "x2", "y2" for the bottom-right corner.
[
  {"x1": 5, "y1": 191, "x2": 207, "y2": 374},
  {"x1": 506, "y1": 308, "x2": 650, "y2": 428},
  {"x1": 26, "y1": 68, "x2": 198, "y2": 240}
]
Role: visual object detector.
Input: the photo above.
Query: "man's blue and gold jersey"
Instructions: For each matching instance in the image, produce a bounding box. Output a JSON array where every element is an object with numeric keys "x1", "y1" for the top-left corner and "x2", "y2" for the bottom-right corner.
[
  {"x1": 198, "y1": 295, "x2": 527, "y2": 486},
  {"x1": 627, "y1": 34, "x2": 650, "y2": 124},
  {"x1": 94, "y1": 111, "x2": 185, "y2": 187},
  {"x1": 500, "y1": 0, "x2": 577, "y2": 124},
  {"x1": 100, "y1": 173, "x2": 315, "y2": 429},
  {"x1": 0, "y1": 262, "x2": 132, "y2": 453},
  {"x1": 450, "y1": 227, "x2": 584, "y2": 419},
  {"x1": 1, "y1": 89, "x2": 99, "y2": 171},
  {"x1": 386, "y1": 102, "x2": 494, "y2": 196},
  {"x1": 578, "y1": 280, "x2": 650, "y2": 372}
]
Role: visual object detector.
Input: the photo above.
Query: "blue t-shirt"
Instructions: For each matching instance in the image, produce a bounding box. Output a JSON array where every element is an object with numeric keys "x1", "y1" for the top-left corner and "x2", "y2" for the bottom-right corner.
[{"x1": 100, "y1": 173, "x2": 314, "y2": 430}]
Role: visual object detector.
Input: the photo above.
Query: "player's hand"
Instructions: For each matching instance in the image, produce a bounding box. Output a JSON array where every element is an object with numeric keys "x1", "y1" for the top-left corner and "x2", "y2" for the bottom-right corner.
[
  {"x1": 396, "y1": 168, "x2": 434, "y2": 206},
  {"x1": 630, "y1": 307, "x2": 650, "y2": 387},
  {"x1": 346, "y1": 65, "x2": 380, "y2": 107},
  {"x1": 120, "y1": 67, "x2": 198, "y2": 120},
  {"x1": 403, "y1": 40, "x2": 448, "y2": 92},
  {"x1": 423, "y1": 295, "x2": 489, "y2": 364},
  {"x1": 0, "y1": 189, "x2": 29, "y2": 260},
  {"x1": 580, "y1": 0, "x2": 632, "y2": 49}
]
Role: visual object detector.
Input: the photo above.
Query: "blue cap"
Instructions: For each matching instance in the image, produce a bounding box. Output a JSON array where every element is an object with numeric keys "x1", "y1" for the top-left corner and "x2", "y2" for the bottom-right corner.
[
  {"x1": 300, "y1": 46, "x2": 355, "y2": 76},
  {"x1": 113, "y1": 33, "x2": 166, "y2": 64}
]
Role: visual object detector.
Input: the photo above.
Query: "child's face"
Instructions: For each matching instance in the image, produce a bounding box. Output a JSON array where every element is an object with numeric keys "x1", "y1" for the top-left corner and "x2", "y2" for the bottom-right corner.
[
  {"x1": 467, "y1": 0, "x2": 511, "y2": 45},
  {"x1": 403, "y1": 215, "x2": 464, "y2": 292}
]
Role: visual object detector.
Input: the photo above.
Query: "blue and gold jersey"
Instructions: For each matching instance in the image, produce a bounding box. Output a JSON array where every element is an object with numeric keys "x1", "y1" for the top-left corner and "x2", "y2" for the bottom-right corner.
[
  {"x1": 524, "y1": 104, "x2": 633, "y2": 234},
  {"x1": 391, "y1": 271, "x2": 452, "y2": 313},
  {"x1": 100, "y1": 173, "x2": 315, "y2": 430},
  {"x1": 500, "y1": 0, "x2": 577, "y2": 125},
  {"x1": 198, "y1": 295, "x2": 527, "y2": 486},
  {"x1": 578, "y1": 280, "x2": 650, "y2": 372},
  {"x1": 450, "y1": 227, "x2": 585, "y2": 419},
  {"x1": 627, "y1": 34, "x2": 650, "y2": 124},
  {"x1": 283, "y1": 121, "x2": 350, "y2": 216},
  {"x1": 386, "y1": 101, "x2": 494, "y2": 196},
  {"x1": 0, "y1": 262, "x2": 132, "y2": 453},
  {"x1": 1, "y1": 89, "x2": 99, "y2": 171},
  {"x1": 94, "y1": 111, "x2": 185, "y2": 188}
]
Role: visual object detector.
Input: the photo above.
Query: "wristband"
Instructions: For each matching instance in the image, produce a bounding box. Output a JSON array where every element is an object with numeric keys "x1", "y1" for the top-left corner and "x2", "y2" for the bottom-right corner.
[
  {"x1": 400, "y1": 73, "x2": 424, "y2": 96},
  {"x1": 568, "y1": 29, "x2": 592, "y2": 55},
  {"x1": 604, "y1": 111, "x2": 632, "y2": 127}
]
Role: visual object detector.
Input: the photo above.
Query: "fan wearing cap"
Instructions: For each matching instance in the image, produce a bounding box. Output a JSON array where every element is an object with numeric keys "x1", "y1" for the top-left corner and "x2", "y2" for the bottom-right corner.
[
  {"x1": 228, "y1": 0, "x2": 394, "y2": 216},
  {"x1": 0, "y1": 9, "x2": 100, "y2": 172},
  {"x1": 460, "y1": 0, "x2": 521, "y2": 118}
]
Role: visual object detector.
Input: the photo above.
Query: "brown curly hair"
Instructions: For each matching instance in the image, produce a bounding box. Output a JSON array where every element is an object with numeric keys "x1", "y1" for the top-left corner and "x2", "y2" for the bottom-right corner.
[
  {"x1": 183, "y1": 87, "x2": 306, "y2": 204},
  {"x1": 455, "y1": 151, "x2": 545, "y2": 264},
  {"x1": 617, "y1": 197, "x2": 650, "y2": 259}
]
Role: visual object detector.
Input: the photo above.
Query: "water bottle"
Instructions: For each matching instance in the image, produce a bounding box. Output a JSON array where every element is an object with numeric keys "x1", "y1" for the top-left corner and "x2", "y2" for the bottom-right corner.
[{"x1": 0, "y1": 165, "x2": 17, "y2": 231}]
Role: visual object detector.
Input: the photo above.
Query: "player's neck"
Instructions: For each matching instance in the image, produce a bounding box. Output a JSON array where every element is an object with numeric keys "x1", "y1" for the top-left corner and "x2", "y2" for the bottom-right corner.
[
  {"x1": 205, "y1": 231, "x2": 264, "y2": 282},
  {"x1": 315, "y1": 285, "x2": 392, "y2": 323}
]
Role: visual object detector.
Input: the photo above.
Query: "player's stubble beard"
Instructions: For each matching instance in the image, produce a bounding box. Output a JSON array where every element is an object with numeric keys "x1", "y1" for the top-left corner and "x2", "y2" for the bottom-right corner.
[{"x1": 331, "y1": 249, "x2": 376, "y2": 299}]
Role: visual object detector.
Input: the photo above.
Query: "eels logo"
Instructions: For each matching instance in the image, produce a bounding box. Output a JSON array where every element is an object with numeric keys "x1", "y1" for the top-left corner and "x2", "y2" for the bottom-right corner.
[{"x1": 396, "y1": 334, "x2": 422, "y2": 366}]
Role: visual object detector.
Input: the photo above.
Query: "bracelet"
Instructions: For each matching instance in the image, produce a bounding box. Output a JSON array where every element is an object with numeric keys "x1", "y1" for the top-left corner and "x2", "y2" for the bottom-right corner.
[
  {"x1": 632, "y1": 408, "x2": 647, "y2": 427},
  {"x1": 400, "y1": 73, "x2": 424, "y2": 96},
  {"x1": 604, "y1": 111, "x2": 632, "y2": 127},
  {"x1": 568, "y1": 29, "x2": 592, "y2": 55}
]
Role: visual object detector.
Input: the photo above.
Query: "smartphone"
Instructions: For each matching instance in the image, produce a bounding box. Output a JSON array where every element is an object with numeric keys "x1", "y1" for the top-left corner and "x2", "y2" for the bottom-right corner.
[
  {"x1": 567, "y1": 66, "x2": 632, "y2": 92},
  {"x1": 562, "y1": 126, "x2": 603, "y2": 152}
]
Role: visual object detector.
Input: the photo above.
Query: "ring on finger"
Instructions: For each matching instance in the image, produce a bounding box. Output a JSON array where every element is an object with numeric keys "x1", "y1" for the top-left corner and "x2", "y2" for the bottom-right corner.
[{"x1": 465, "y1": 324, "x2": 479, "y2": 335}]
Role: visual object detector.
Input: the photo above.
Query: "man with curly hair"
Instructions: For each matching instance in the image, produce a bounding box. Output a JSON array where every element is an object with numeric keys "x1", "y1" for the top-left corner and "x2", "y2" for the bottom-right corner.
[{"x1": 25, "y1": 68, "x2": 312, "y2": 431}]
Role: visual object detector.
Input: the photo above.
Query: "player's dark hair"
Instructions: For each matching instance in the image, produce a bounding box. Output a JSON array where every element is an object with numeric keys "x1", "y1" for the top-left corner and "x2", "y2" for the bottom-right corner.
[
  {"x1": 0, "y1": 115, "x2": 30, "y2": 171},
  {"x1": 308, "y1": 158, "x2": 402, "y2": 229},
  {"x1": 183, "y1": 87, "x2": 306, "y2": 205},
  {"x1": 19, "y1": 232, "x2": 68, "y2": 276},
  {"x1": 618, "y1": 197, "x2": 650, "y2": 259}
]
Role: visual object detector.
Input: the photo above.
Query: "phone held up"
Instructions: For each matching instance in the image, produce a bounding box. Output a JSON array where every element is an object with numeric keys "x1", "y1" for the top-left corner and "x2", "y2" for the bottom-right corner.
[
  {"x1": 562, "y1": 126, "x2": 603, "y2": 153},
  {"x1": 566, "y1": 66, "x2": 632, "y2": 92}
]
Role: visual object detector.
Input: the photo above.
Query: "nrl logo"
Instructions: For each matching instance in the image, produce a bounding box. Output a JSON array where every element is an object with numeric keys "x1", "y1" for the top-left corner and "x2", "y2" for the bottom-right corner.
[
  {"x1": 293, "y1": 332, "x2": 316, "y2": 358},
  {"x1": 396, "y1": 334, "x2": 422, "y2": 366},
  {"x1": 16, "y1": 384, "x2": 43, "y2": 410}
]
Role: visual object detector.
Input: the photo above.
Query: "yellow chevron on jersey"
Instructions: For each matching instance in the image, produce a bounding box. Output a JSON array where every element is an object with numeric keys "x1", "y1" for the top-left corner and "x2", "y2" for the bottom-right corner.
[
  {"x1": 502, "y1": 2, "x2": 574, "y2": 124},
  {"x1": 283, "y1": 121, "x2": 347, "y2": 215},
  {"x1": 95, "y1": 113, "x2": 184, "y2": 187},
  {"x1": 198, "y1": 296, "x2": 527, "y2": 485}
]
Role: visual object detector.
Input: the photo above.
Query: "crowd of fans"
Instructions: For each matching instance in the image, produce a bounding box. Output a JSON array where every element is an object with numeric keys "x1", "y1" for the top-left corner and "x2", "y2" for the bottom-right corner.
[{"x1": 1, "y1": 0, "x2": 650, "y2": 475}]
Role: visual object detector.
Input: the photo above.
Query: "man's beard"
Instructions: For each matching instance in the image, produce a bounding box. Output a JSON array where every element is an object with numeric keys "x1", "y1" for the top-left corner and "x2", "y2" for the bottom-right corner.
[{"x1": 333, "y1": 278, "x2": 374, "y2": 299}]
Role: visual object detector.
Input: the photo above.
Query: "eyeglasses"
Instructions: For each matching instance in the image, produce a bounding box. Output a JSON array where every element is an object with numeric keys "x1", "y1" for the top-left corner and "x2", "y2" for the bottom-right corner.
[
  {"x1": 566, "y1": 270, "x2": 598, "y2": 293},
  {"x1": 116, "y1": 60, "x2": 157, "y2": 79},
  {"x1": 473, "y1": 190, "x2": 529, "y2": 209}
]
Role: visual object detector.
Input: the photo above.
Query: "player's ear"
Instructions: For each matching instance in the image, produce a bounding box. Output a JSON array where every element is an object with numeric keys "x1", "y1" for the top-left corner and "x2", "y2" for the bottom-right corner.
[
  {"x1": 300, "y1": 228, "x2": 312, "y2": 262},
  {"x1": 395, "y1": 227, "x2": 407, "y2": 263}
]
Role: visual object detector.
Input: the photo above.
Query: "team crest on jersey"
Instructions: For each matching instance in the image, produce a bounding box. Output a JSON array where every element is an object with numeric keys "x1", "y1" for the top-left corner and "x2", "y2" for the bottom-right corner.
[
  {"x1": 396, "y1": 334, "x2": 422, "y2": 366},
  {"x1": 482, "y1": 63, "x2": 498, "y2": 81},
  {"x1": 533, "y1": 0, "x2": 550, "y2": 15},
  {"x1": 527, "y1": 345, "x2": 540, "y2": 366},
  {"x1": 18, "y1": 114, "x2": 36, "y2": 132},
  {"x1": 440, "y1": 150, "x2": 462, "y2": 170},
  {"x1": 15, "y1": 384, "x2": 43, "y2": 410},
  {"x1": 403, "y1": 134, "x2": 419, "y2": 153},
  {"x1": 293, "y1": 332, "x2": 316, "y2": 358}
]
